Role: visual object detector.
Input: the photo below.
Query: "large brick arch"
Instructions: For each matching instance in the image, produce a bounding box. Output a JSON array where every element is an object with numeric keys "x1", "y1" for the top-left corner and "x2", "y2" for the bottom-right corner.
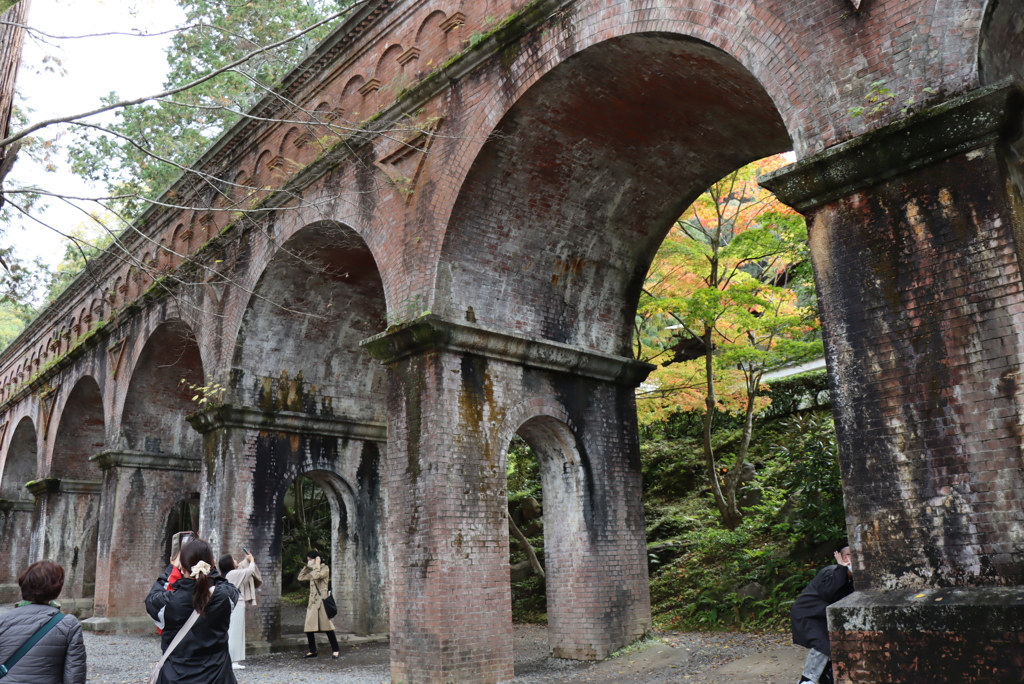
[
  {"x1": 50, "y1": 375, "x2": 106, "y2": 479},
  {"x1": 434, "y1": 33, "x2": 790, "y2": 355},
  {"x1": 978, "y1": 0, "x2": 1024, "y2": 86},
  {"x1": 230, "y1": 220, "x2": 387, "y2": 422},
  {"x1": 1, "y1": 416, "x2": 37, "y2": 499},
  {"x1": 120, "y1": 320, "x2": 205, "y2": 456}
]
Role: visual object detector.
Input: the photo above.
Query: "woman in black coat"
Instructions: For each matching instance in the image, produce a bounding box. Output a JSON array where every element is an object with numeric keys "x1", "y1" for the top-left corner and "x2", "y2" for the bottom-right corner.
[
  {"x1": 790, "y1": 546, "x2": 854, "y2": 684},
  {"x1": 146, "y1": 539, "x2": 240, "y2": 684}
]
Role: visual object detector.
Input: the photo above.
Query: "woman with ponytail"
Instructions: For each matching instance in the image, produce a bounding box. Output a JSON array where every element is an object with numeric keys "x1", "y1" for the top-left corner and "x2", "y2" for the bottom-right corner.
[{"x1": 146, "y1": 539, "x2": 240, "y2": 684}]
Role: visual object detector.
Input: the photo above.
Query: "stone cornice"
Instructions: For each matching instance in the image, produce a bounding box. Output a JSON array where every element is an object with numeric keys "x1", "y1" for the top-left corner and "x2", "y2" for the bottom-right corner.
[
  {"x1": 360, "y1": 315, "x2": 656, "y2": 387},
  {"x1": 25, "y1": 478, "x2": 101, "y2": 497},
  {"x1": 760, "y1": 81, "x2": 1024, "y2": 211},
  {"x1": 89, "y1": 450, "x2": 201, "y2": 473},
  {"x1": 0, "y1": 498, "x2": 33, "y2": 513},
  {"x1": 187, "y1": 404, "x2": 387, "y2": 442}
]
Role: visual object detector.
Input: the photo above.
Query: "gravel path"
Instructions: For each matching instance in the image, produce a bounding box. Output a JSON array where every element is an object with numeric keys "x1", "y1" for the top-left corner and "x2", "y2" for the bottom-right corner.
[{"x1": 2, "y1": 605, "x2": 799, "y2": 683}]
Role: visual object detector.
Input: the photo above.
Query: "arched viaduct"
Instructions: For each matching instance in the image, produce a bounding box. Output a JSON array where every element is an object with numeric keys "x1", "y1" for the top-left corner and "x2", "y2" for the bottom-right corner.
[{"x1": 1, "y1": 0, "x2": 1023, "y2": 681}]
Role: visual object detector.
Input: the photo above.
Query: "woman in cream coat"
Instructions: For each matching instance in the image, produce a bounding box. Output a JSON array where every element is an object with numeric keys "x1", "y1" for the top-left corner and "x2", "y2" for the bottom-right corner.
[
  {"x1": 298, "y1": 550, "x2": 339, "y2": 658},
  {"x1": 219, "y1": 551, "x2": 260, "y2": 670}
]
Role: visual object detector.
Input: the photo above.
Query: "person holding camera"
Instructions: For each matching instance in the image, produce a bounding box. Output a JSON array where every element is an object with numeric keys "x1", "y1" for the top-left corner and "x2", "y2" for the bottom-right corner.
[
  {"x1": 298, "y1": 550, "x2": 339, "y2": 659},
  {"x1": 146, "y1": 538, "x2": 239, "y2": 684},
  {"x1": 219, "y1": 549, "x2": 260, "y2": 670}
]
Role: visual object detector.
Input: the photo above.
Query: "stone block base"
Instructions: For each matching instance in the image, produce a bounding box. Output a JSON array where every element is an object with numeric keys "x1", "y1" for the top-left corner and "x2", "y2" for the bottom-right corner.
[
  {"x1": 55, "y1": 597, "x2": 93, "y2": 619},
  {"x1": 80, "y1": 615, "x2": 155, "y2": 633},
  {"x1": 0, "y1": 583, "x2": 20, "y2": 604},
  {"x1": 828, "y1": 588, "x2": 1024, "y2": 683}
]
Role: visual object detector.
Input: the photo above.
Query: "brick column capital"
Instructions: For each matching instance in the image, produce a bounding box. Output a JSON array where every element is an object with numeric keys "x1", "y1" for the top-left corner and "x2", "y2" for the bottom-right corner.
[
  {"x1": 25, "y1": 477, "x2": 100, "y2": 497},
  {"x1": 89, "y1": 450, "x2": 201, "y2": 473},
  {"x1": 761, "y1": 81, "x2": 1024, "y2": 211},
  {"x1": 360, "y1": 314, "x2": 655, "y2": 386},
  {"x1": 186, "y1": 403, "x2": 386, "y2": 441},
  {"x1": 0, "y1": 498, "x2": 32, "y2": 513}
]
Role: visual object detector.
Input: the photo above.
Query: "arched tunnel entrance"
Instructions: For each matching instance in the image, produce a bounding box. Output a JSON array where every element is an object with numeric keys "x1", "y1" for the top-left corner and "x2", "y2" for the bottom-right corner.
[
  {"x1": 384, "y1": 30, "x2": 797, "y2": 682},
  {"x1": 46, "y1": 376, "x2": 106, "y2": 601},
  {"x1": 196, "y1": 220, "x2": 389, "y2": 647},
  {"x1": 0, "y1": 417, "x2": 39, "y2": 600}
]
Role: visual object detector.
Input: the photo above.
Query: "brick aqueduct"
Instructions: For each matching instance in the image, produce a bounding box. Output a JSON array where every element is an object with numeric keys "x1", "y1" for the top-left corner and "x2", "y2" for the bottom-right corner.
[{"x1": 1, "y1": 0, "x2": 1023, "y2": 681}]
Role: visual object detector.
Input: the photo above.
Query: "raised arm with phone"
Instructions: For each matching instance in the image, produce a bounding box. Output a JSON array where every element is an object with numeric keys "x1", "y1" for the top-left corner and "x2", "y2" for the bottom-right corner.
[{"x1": 297, "y1": 550, "x2": 339, "y2": 659}]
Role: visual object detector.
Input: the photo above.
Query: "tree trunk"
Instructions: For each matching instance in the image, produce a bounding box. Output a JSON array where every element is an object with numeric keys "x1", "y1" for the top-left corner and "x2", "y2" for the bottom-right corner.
[
  {"x1": 0, "y1": 0, "x2": 29, "y2": 210},
  {"x1": 702, "y1": 325, "x2": 738, "y2": 529},
  {"x1": 0, "y1": 0, "x2": 29, "y2": 144},
  {"x1": 725, "y1": 371, "x2": 760, "y2": 524},
  {"x1": 506, "y1": 509, "x2": 544, "y2": 579}
]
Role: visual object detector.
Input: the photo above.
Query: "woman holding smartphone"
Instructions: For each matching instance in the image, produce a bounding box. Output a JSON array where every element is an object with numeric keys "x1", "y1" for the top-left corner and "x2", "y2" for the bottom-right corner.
[
  {"x1": 219, "y1": 549, "x2": 259, "y2": 670},
  {"x1": 298, "y1": 550, "x2": 339, "y2": 658}
]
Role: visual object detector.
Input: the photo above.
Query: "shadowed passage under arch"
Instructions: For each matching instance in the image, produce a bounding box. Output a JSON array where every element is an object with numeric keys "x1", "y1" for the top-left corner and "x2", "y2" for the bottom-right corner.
[
  {"x1": 121, "y1": 320, "x2": 205, "y2": 456},
  {"x1": 438, "y1": 32, "x2": 792, "y2": 357},
  {"x1": 232, "y1": 221, "x2": 387, "y2": 420},
  {"x1": 0, "y1": 417, "x2": 39, "y2": 598}
]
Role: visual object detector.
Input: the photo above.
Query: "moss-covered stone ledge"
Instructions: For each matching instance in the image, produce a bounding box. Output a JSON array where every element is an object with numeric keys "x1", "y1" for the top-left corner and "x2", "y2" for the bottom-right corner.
[
  {"x1": 187, "y1": 403, "x2": 386, "y2": 442},
  {"x1": 360, "y1": 314, "x2": 655, "y2": 387},
  {"x1": 89, "y1": 450, "x2": 201, "y2": 473},
  {"x1": 760, "y1": 81, "x2": 1024, "y2": 211},
  {"x1": 0, "y1": 498, "x2": 33, "y2": 513},
  {"x1": 24, "y1": 478, "x2": 101, "y2": 497}
]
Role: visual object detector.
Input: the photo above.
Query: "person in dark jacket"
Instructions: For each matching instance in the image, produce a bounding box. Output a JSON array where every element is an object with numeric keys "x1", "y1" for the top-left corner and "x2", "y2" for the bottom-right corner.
[
  {"x1": 146, "y1": 538, "x2": 240, "y2": 684},
  {"x1": 791, "y1": 545, "x2": 854, "y2": 684},
  {"x1": 0, "y1": 560, "x2": 86, "y2": 684}
]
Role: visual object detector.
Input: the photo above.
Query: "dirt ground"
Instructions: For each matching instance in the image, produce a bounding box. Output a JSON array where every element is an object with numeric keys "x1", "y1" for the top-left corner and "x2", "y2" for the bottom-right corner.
[{"x1": 3, "y1": 602, "x2": 807, "y2": 683}]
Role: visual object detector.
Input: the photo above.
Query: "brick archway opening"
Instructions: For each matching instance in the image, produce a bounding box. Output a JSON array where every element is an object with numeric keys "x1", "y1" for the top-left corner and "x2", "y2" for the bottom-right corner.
[
  {"x1": 162, "y1": 495, "x2": 200, "y2": 563},
  {"x1": 275, "y1": 464, "x2": 384, "y2": 641},
  {"x1": 49, "y1": 375, "x2": 106, "y2": 600},
  {"x1": 53, "y1": 376, "x2": 105, "y2": 479},
  {"x1": 438, "y1": 32, "x2": 793, "y2": 357},
  {"x1": 507, "y1": 414, "x2": 602, "y2": 658},
  {"x1": 2, "y1": 416, "x2": 36, "y2": 500},
  {"x1": 232, "y1": 221, "x2": 387, "y2": 421},
  {"x1": 0, "y1": 416, "x2": 37, "y2": 598},
  {"x1": 121, "y1": 320, "x2": 205, "y2": 457}
]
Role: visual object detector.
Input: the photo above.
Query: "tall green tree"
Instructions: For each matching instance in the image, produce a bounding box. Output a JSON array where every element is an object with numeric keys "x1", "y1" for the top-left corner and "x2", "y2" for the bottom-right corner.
[
  {"x1": 636, "y1": 155, "x2": 822, "y2": 529},
  {"x1": 69, "y1": 0, "x2": 346, "y2": 219}
]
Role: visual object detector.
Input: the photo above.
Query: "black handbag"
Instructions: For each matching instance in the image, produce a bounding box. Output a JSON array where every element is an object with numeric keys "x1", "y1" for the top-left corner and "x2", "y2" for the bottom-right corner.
[{"x1": 314, "y1": 580, "x2": 338, "y2": 620}]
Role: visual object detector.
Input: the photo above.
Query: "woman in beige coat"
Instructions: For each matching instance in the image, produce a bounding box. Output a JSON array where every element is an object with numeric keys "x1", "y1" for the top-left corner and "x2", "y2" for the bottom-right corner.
[{"x1": 298, "y1": 550, "x2": 339, "y2": 658}]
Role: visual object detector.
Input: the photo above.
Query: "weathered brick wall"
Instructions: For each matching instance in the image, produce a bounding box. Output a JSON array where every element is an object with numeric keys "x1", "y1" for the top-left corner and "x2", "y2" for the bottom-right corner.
[
  {"x1": 119, "y1": 321, "x2": 205, "y2": 456},
  {"x1": 828, "y1": 587, "x2": 1024, "y2": 683},
  {"x1": 785, "y1": 134, "x2": 1024, "y2": 589},
  {"x1": 51, "y1": 377, "x2": 105, "y2": 480},
  {"x1": 193, "y1": 412, "x2": 388, "y2": 644},
  {"x1": 229, "y1": 221, "x2": 387, "y2": 424},
  {"x1": 761, "y1": 84, "x2": 1024, "y2": 682},
  {"x1": 0, "y1": 417, "x2": 37, "y2": 499},
  {"x1": 30, "y1": 484, "x2": 101, "y2": 600},
  {"x1": 92, "y1": 459, "x2": 200, "y2": 619},
  {"x1": 365, "y1": 318, "x2": 652, "y2": 682},
  {"x1": 0, "y1": 504, "x2": 33, "y2": 599}
]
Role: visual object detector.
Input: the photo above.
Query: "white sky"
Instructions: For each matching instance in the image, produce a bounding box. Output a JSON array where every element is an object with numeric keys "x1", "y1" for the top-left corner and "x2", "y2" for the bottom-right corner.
[{"x1": 9, "y1": 0, "x2": 185, "y2": 268}]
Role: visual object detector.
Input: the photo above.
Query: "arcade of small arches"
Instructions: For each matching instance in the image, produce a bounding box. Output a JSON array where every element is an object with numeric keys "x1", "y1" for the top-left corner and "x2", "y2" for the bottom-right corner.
[{"x1": 0, "y1": 0, "x2": 1023, "y2": 683}]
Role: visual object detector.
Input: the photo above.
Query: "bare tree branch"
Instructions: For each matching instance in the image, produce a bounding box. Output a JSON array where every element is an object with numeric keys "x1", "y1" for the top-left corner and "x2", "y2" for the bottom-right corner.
[{"x1": 0, "y1": 4, "x2": 363, "y2": 150}]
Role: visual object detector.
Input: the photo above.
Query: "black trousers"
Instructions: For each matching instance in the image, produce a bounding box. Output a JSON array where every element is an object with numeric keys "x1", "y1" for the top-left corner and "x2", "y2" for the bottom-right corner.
[{"x1": 306, "y1": 630, "x2": 339, "y2": 653}]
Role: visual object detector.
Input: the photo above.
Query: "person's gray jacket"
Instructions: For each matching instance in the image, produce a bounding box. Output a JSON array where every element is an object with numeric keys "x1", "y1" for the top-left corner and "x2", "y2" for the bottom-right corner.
[{"x1": 0, "y1": 603, "x2": 86, "y2": 684}]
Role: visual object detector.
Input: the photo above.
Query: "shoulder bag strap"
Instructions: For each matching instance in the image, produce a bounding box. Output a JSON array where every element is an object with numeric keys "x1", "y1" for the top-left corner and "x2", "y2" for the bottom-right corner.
[
  {"x1": 0, "y1": 612, "x2": 66, "y2": 678},
  {"x1": 148, "y1": 586, "x2": 215, "y2": 684}
]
